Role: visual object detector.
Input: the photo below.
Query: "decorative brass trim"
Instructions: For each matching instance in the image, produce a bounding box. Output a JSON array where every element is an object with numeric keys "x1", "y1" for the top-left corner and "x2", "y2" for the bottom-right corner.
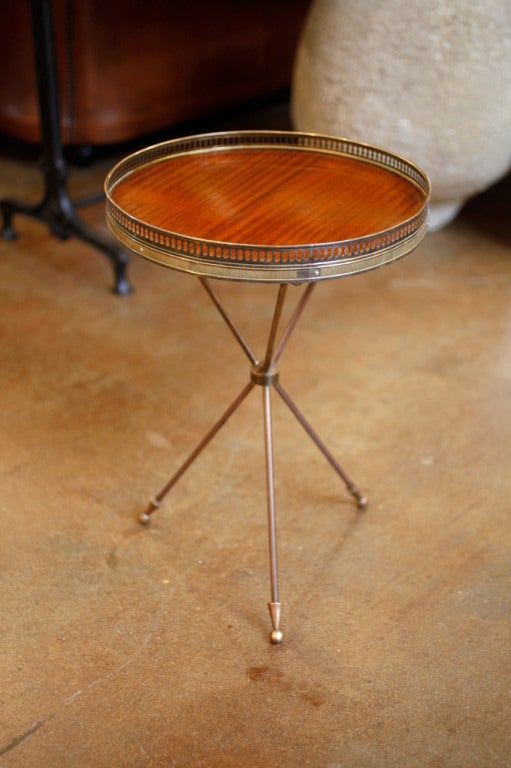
[{"x1": 105, "y1": 130, "x2": 430, "y2": 283}]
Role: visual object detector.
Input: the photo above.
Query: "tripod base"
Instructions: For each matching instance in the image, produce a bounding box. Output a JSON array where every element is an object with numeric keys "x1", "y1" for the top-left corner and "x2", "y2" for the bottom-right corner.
[{"x1": 139, "y1": 280, "x2": 367, "y2": 643}]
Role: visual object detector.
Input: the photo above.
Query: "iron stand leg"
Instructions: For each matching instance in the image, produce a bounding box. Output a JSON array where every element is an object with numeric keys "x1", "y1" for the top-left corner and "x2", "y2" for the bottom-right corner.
[{"x1": 0, "y1": 0, "x2": 131, "y2": 295}]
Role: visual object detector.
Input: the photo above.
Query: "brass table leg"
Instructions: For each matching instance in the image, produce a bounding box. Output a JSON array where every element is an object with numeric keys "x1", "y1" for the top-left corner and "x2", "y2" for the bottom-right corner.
[
  {"x1": 139, "y1": 382, "x2": 255, "y2": 524},
  {"x1": 274, "y1": 383, "x2": 368, "y2": 509},
  {"x1": 262, "y1": 384, "x2": 282, "y2": 645},
  {"x1": 141, "y1": 280, "x2": 366, "y2": 643}
]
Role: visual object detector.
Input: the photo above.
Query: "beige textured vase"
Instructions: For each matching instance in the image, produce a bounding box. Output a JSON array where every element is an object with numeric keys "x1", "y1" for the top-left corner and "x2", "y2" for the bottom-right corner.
[{"x1": 292, "y1": 0, "x2": 511, "y2": 230}]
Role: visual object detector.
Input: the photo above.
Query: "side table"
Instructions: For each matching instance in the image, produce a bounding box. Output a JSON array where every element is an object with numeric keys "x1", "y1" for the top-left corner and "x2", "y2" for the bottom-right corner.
[{"x1": 105, "y1": 130, "x2": 429, "y2": 643}]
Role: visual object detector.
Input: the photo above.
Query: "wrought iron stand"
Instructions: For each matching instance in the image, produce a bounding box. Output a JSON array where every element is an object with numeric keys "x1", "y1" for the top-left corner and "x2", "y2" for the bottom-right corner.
[{"x1": 0, "y1": 0, "x2": 131, "y2": 294}]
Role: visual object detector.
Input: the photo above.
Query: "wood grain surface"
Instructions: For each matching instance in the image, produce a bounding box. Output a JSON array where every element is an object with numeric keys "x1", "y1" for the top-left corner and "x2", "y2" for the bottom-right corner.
[{"x1": 111, "y1": 147, "x2": 425, "y2": 247}]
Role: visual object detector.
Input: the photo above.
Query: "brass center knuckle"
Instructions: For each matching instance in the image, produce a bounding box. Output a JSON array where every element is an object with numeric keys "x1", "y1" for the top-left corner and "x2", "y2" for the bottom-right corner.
[{"x1": 250, "y1": 363, "x2": 280, "y2": 386}]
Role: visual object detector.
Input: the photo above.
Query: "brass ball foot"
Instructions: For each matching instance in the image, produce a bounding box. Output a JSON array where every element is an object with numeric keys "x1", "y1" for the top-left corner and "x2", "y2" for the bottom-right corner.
[
  {"x1": 139, "y1": 511, "x2": 151, "y2": 525},
  {"x1": 270, "y1": 630, "x2": 283, "y2": 644},
  {"x1": 356, "y1": 494, "x2": 368, "y2": 509}
]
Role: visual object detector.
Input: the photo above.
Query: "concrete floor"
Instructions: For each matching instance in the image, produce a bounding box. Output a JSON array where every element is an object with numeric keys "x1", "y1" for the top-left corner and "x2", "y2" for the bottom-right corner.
[{"x1": 0, "y1": 106, "x2": 510, "y2": 767}]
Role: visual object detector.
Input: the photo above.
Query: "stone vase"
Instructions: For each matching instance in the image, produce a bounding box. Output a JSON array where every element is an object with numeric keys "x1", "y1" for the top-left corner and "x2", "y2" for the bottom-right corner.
[{"x1": 291, "y1": 0, "x2": 511, "y2": 230}]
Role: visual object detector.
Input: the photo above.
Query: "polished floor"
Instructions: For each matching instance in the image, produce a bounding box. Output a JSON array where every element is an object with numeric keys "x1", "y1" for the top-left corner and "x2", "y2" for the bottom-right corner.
[{"x1": 1, "y1": 106, "x2": 510, "y2": 767}]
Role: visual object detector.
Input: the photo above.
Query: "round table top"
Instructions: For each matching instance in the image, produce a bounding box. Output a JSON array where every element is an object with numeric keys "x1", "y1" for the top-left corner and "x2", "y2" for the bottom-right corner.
[{"x1": 105, "y1": 130, "x2": 430, "y2": 283}]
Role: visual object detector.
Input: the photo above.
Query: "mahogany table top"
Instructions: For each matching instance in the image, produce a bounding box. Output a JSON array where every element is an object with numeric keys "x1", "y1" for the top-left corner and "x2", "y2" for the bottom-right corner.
[{"x1": 106, "y1": 131, "x2": 429, "y2": 282}]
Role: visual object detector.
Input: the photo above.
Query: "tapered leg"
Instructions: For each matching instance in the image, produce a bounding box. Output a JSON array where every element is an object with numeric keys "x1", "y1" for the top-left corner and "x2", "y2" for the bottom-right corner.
[
  {"x1": 262, "y1": 384, "x2": 283, "y2": 644},
  {"x1": 274, "y1": 382, "x2": 367, "y2": 508},
  {"x1": 140, "y1": 381, "x2": 255, "y2": 523},
  {"x1": 200, "y1": 278, "x2": 257, "y2": 365},
  {"x1": 273, "y1": 282, "x2": 316, "y2": 364},
  {"x1": 138, "y1": 280, "x2": 366, "y2": 645}
]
